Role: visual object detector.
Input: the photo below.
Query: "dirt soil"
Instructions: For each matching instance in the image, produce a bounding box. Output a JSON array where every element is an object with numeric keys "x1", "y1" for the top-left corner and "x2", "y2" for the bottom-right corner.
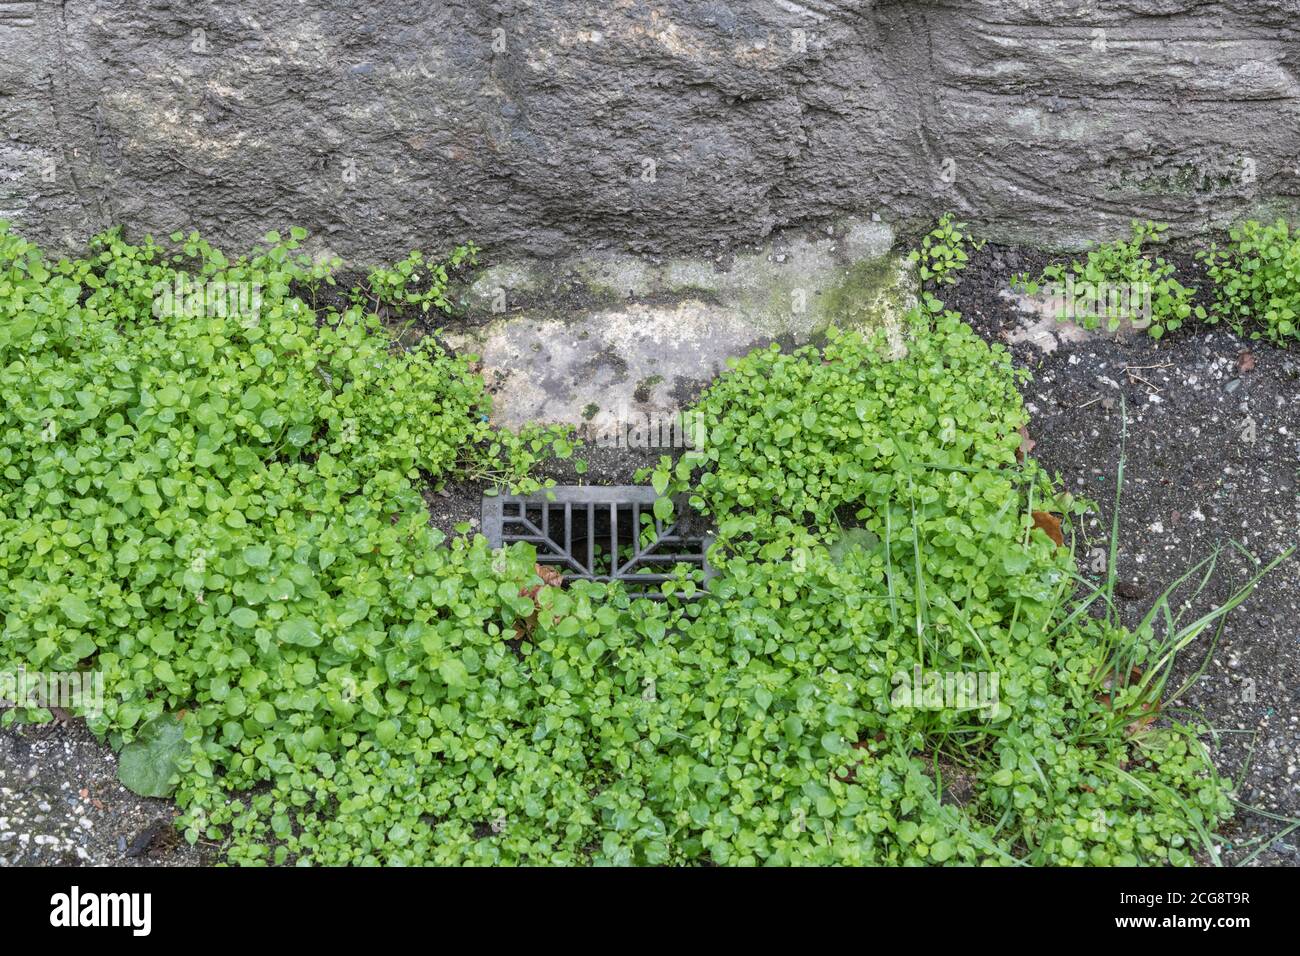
[
  {"x1": 950, "y1": 242, "x2": 1300, "y2": 866},
  {"x1": 0, "y1": 720, "x2": 211, "y2": 866},
  {"x1": 4, "y1": 241, "x2": 1296, "y2": 867}
]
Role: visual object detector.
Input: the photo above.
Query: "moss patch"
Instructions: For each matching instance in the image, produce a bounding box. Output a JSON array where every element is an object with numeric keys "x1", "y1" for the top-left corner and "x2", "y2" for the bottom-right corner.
[{"x1": 816, "y1": 254, "x2": 914, "y2": 334}]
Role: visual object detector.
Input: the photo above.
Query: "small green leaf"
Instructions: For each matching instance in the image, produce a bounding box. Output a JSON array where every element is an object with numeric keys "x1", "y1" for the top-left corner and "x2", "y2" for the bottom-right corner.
[
  {"x1": 230, "y1": 607, "x2": 258, "y2": 629},
  {"x1": 59, "y1": 593, "x2": 94, "y2": 624},
  {"x1": 118, "y1": 715, "x2": 187, "y2": 798},
  {"x1": 375, "y1": 719, "x2": 399, "y2": 746},
  {"x1": 277, "y1": 618, "x2": 321, "y2": 647}
]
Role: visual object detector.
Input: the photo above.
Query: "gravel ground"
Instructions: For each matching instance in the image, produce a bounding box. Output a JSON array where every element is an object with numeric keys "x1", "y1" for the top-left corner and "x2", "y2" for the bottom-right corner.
[
  {"x1": 3, "y1": 243, "x2": 1296, "y2": 867},
  {"x1": 951, "y1": 243, "x2": 1300, "y2": 866},
  {"x1": 0, "y1": 720, "x2": 212, "y2": 866}
]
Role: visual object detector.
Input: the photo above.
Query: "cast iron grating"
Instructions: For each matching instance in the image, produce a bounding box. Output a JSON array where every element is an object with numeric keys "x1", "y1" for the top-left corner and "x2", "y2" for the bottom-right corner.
[{"x1": 482, "y1": 486, "x2": 712, "y2": 599}]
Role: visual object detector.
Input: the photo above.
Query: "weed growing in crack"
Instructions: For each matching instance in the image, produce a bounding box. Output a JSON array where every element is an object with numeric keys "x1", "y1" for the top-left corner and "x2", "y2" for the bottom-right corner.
[
  {"x1": 351, "y1": 243, "x2": 480, "y2": 316},
  {"x1": 909, "y1": 213, "x2": 984, "y2": 296}
]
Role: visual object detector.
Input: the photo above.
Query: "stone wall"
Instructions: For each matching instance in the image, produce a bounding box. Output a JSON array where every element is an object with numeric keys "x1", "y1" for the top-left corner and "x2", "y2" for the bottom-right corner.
[{"x1": 3, "y1": 0, "x2": 1300, "y2": 262}]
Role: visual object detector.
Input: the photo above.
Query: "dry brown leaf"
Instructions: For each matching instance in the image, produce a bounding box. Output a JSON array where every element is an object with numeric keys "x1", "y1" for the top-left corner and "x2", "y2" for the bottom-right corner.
[
  {"x1": 1126, "y1": 704, "x2": 1159, "y2": 736},
  {"x1": 1238, "y1": 350, "x2": 1256, "y2": 373},
  {"x1": 1115, "y1": 581, "x2": 1145, "y2": 600},
  {"x1": 1016, "y1": 425, "x2": 1037, "y2": 463},
  {"x1": 513, "y1": 564, "x2": 566, "y2": 641},
  {"x1": 518, "y1": 564, "x2": 563, "y2": 603},
  {"x1": 835, "y1": 732, "x2": 887, "y2": 783},
  {"x1": 1096, "y1": 667, "x2": 1160, "y2": 735},
  {"x1": 1031, "y1": 511, "x2": 1064, "y2": 547}
]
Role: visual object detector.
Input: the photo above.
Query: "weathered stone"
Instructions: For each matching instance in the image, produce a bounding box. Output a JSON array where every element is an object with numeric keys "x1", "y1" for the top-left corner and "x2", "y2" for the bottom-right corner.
[
  {"x1": 3, "y1": 0, "x2": 1299, "y2": 263},
  {"x1": 446, "y1": 217, "x2": 915, "y2": 427}
]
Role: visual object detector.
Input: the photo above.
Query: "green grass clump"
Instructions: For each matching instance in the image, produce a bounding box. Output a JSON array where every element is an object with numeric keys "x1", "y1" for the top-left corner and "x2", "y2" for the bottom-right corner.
[
  {"x1": 1200, "y1": 218, "x2": 1300, "y2": 343},
  {"x1": 0, "y1": 221, "x2": 1278, "y2": 865}
]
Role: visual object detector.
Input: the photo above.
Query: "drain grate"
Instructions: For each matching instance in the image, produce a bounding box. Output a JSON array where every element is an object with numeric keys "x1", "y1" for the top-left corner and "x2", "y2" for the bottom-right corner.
[{"x1": 482, "y1": 486, "x2": 712, "y2": 598}]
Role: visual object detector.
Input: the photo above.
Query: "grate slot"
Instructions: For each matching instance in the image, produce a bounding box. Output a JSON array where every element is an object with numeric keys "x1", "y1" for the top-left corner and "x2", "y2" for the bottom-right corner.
[
  {"x1": 482, "y1": 486, "x2": 713, "y2": 599},
  {"x1": 608, "y1": 502, "x2": 617, "y2": 579}
]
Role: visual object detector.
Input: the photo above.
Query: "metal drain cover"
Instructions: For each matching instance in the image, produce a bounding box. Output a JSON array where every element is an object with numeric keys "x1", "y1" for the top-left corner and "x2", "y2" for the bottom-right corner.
[{"x1": 482, "y1": 486, "x2": 712, "y2": 598}]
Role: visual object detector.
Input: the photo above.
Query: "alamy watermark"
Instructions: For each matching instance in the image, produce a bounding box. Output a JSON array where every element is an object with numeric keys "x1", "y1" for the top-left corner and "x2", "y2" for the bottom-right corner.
[
  {"x1": 152, "y1": 275, "x2": 263, "y2": 322},
  {"x1": 583, "y1": 404, "x2": 707, "y2": 451},
  {"x1": 50, "y1": 886, "x2": 151, "y2": 936},
  {"x1": 0, "y1": 668, "x2": 104, "y2": 718},
  {"x1": 1041, "y1": 275, "x2": 1152, "y2": 329},
  {"x1": 890, "y1": 666, "x2": 1000, "y2": 716}
]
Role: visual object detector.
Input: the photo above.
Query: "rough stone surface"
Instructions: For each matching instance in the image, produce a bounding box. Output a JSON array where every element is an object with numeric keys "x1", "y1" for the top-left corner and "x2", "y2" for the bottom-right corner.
[
  {"x1": 445, "y1": 217, "x2": 914, "y2": 427},
  {"x1": 4, "y1": 1, "x2": 1300, "y2": 262}
]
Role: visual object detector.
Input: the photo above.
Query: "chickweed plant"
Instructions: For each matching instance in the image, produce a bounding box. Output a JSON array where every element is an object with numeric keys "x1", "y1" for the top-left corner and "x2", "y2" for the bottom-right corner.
[
  {"x1": 1200, "y1": 218, "x2": 1300, "y2": 344},
  {"x1": 0, "y1": 219, "x2": 1287, "y2": 865},
  {"x1": 350, "y1": 243, "x2": 480, "y2": 316},
  {"x1": 647, "y1": 305, "x2": 1285, "y2": 865},
  {"x1": 909, "y1": 213, "x2": 984, "y2": 291},
  {"x1": 1012, "y1": 220, "x2": 1202, "y2": 339}
]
